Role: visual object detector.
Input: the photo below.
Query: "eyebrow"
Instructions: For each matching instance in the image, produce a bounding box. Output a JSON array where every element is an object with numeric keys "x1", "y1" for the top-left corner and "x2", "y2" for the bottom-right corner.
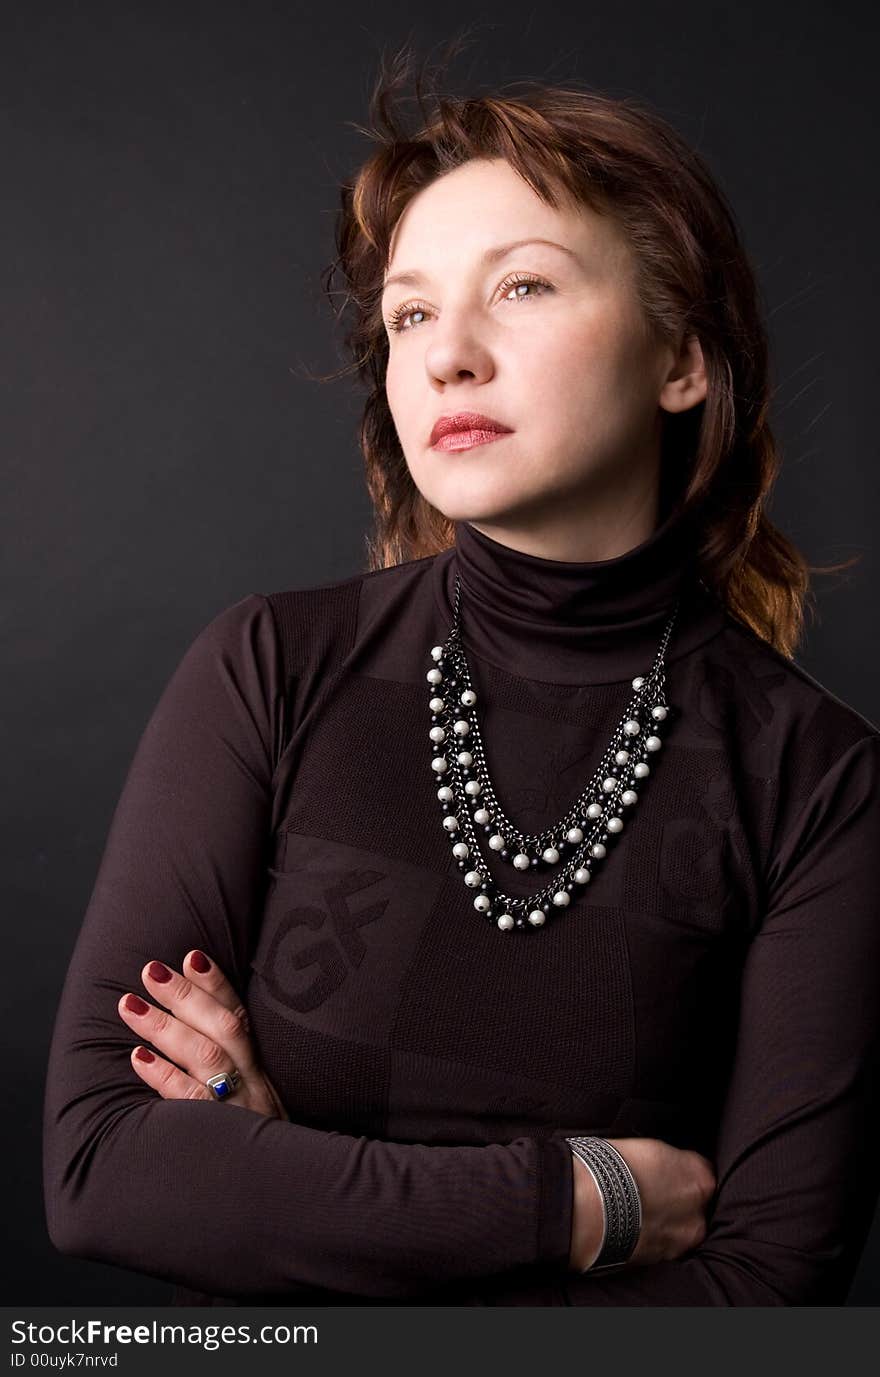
[{"x1": 381, "y1": 237, "x2": 581, "y2": 295}]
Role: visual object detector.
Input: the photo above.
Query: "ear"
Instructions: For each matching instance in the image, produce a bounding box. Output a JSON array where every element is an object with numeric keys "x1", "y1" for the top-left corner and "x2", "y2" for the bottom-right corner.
[{"x1": 659, "y1": 332, "x2": 707, "y2": 414}]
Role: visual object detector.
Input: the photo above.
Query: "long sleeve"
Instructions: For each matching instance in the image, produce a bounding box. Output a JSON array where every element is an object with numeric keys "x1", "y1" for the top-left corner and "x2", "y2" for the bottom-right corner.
[
  {"x1": 478, "y1": 732, "x2": 880, "y2": 1305},
  {"x1": 42, "y1": 593, "x2": 572, "y2": 1301}
]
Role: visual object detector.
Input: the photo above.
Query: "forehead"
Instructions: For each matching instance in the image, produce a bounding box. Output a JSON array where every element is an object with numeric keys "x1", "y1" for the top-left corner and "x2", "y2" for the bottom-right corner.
[{"x1": 385, "y1": 158, "x2": 615, "y2": 277}]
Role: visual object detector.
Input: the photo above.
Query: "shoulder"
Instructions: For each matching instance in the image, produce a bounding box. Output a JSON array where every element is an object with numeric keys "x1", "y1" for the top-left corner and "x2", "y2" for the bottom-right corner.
[
  {"x1": 711, "y1": 612, "x2": 880, "y2": 875},
  {"x1": 192, "y1": 555, "x2": 438, "y2": 656},
  {"x1": 263, "y1": 551, "x2": 437, "y2": 615},
  {"x1": 258, "y1": 553, "x2": 441, "y2": 677},
  {"x1": 715, "y1": 611, "x2": 879, "y2": 746},
  {"x1": 161, "y1": 558, "x2": 438, "y2": 769},
  {"x1": 684, "y1": 608, "x2": 880, "y2": 901}
]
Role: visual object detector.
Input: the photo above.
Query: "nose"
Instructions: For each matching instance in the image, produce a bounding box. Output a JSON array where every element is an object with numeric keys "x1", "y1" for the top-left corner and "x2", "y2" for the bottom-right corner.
[{"x1": 424, "y1": 313, "x2": 495, "y2": 387}]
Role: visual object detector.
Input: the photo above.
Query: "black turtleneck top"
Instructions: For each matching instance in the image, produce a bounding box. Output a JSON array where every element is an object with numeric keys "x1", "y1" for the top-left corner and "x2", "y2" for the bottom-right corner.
[{"x1": 43, "y1": 508, "x2": 880, "y2": 1305}]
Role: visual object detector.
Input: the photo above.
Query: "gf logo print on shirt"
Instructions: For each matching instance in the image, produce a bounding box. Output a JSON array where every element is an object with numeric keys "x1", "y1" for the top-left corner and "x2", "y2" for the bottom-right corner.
[{"x1": 260, "y1": 868, "x2": 390, "y2": 1013}]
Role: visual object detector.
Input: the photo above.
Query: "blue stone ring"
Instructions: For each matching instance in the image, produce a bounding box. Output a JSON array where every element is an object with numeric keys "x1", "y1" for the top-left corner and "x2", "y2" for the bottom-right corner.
[{"x1": 205, "y1": 1067, "x2": 242, "y2": 1101}]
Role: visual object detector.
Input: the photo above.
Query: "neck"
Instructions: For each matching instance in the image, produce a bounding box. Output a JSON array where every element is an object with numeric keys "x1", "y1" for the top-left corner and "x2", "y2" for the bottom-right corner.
[
  {"x1": 462, "y1": 498, "x2": 661, "y2": 565},
  {"x1": 431, "y1": 502, "x2": 727, "y2": 686}
]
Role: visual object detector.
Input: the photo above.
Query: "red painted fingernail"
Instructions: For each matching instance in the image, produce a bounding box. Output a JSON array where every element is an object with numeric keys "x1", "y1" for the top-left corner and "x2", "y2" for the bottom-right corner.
[
  {"x1": 190, "y1": 950, "x2": 211, "y2": 974},
  {"x1": 125, "y1": 994, "x2": 150, "y2": 1015},
  {"x1": 135, "y1": 1046, "x2": 155, "y2": 1063},
  {"x1": 148, "y1": 960, "x2": 172, "y2": 982}
]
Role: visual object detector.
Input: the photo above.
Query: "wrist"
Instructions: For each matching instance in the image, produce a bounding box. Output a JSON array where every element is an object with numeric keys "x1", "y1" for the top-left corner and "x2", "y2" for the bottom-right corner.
[
  {"x1": 570, "y1": 1152, "x2": 606, "y2": 1271},
  {"x1": 566, "y1": 1136, "x2": 642, "y2": 1272}
]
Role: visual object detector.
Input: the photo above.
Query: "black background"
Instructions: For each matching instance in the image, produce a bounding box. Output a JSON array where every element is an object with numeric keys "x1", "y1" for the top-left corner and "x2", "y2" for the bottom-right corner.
[{"x1": 3, "y1": 0, "x2": 878, "y2": 1304}]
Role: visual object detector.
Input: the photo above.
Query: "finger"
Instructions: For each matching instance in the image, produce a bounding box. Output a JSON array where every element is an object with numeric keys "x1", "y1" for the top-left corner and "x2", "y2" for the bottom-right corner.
[
  {"x1": 129, "y1": 1044, "x2": 213, "y2": 1103},
  {"x1": 139, "y1": 960, "x2": 257, "y2": 1073},
  {"x1": 116, "y1": 985, "x2": 252, "y2": 1092},
  {"x1": 182, "y1": 949, "x2": 251, "y2": 1034},
  {"x1": 118, "y1": 991, "x2": 222, "y2": 1086}
]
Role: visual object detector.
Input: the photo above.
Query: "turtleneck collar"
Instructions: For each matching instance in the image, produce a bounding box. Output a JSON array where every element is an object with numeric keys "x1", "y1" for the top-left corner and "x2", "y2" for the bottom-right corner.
[{"x1": 431, "y1": 502, "x2": 728, "y2": 685}]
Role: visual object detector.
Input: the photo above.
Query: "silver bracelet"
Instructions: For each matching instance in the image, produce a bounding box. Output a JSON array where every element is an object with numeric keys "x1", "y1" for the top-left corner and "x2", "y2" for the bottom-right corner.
[
  {"x1": 565, "y1": 1136, "x2": 642, "y2": 1273},
  {"x1": 570, "y1": 1153, "x2": 608, "y2": 1269}
]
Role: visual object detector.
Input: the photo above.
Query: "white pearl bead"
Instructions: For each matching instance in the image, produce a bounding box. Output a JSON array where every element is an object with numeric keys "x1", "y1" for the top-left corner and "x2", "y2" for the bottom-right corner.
[
  {"x1": 431, "y1": 756, "x2": 448, "y2": 774},
  {"x1": 634, "y1": 762, "x2": 649, "y2": 778},
  {"x1": 624, "y1": 719, "x2": 640, "y2": 735},
  {"x1": 427, "y1": 668, "x2": 443, "y2": 684},
  {"x1": 443, "y1": 816, "x2": 459, "y2": 832},
  {"x1": 602, "y1": 776, "x2": 617, "y2": 793},
  {"x1": 615, "y1": 750, "x2": 630, "y2": 765},
  {"x1": 513, "y1": 853, "x2": 530, "y2": 870},
  {"x1": 651, "y1": 705, "x2": 668, "y2": 721},
  {"x1": 453, "y1": 720, "x2": 470, "y2": 736},
  {"x1": 474, "y1": 895, "x2": 491, "y2": 912},
  {"x1": 552, "y1": 891, "x2": 570, "y2": 906},
  {"x1": 528, "y1": 910, "x2": 546, "y2": 926},
  {"x1": 621, "y1": 790, "x2": 638, "y2": 806},
  {"x1": 646, "y1": 735, "x2": 661, "y2": 752},
  {"x1": 465, "y1": 780, "x2": 481, "y2": 796},
  {"x1": 464, "y1": 871, "x2": 482, "y2": 887},
  {"x1": 587, "y1": 803, "x2": 603, "y2": 819},
  {"x1": 429, "y1": 726, "x2": 446, "y2": 743},
  {"x1": 429, "y1": 696, "x2": 445, "y2": 712},
  {"x1": 437, "y1": 786, "x2": 453, "y2": 802},
  {"x1": 542, "y1": 846, "x2": 560, "y2": 864},
  {"x1": 461, "y1": 689, "x2": 477, "y2": 706},
  {"x1": 566, "y1": 827, "x2": 584, "y2": 844},
  {"x1": 632, "y1": 676, "x2": 645, "y2": 689},
  {"x1": 574, "y1": 868, "x2": 591, "y2": 884},
  {"x1": 474, "y1": 808, "x2": 490, "y2": 824},
  {"x1": 496, "y1": 913, "x2": 514, "y2": 930},
  {"x1": 591, "y1": 843, "x2": 607, "y2": 859},
  {"x1": 489, "y1": 834, "x2": 505, "y2": 851},
  {"x1": 452, "y1": 842, "x2": 469, "y2": 859},
  {"x1": 457, "y1": 751, "x2": 473, "y2": 767},
  {"x1": 431, "y1": 645, "x2": 444, "y2": 660},
  {"x1": 607, "y1": 817, "x2": 623, "y2": 833}
]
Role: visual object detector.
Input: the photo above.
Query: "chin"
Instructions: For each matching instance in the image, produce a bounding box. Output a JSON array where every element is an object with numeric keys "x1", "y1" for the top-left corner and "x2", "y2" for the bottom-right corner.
[
  {"x1": 411, "y1": 453, "x2": 549, "y2": 525},
  {"x1": 432, "y1": 497, "x2": 544, "y2": 530}
]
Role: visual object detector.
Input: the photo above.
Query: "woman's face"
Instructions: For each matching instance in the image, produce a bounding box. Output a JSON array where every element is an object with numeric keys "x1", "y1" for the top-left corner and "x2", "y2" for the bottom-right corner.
[{"x1": 382, "y1": 157, "x2": 705, "y2": 558}]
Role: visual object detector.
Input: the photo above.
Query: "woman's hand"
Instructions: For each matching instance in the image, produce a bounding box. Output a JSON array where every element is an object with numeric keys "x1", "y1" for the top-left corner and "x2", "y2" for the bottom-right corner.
[
  {"x1": 569, "y1": 1136, "x2": 716, "y2": 1271},
  {"x1": 116, "y1": 949, "x2": 289, "y2": 1121},
  {"x1": 610, "y1": 1137, "x2": 716, "y2": 1266}
]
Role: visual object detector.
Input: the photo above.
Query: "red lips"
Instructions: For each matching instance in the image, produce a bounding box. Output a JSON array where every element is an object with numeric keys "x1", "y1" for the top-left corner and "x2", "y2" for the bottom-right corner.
[{"x1": 429, "y1": 411, "x2": 513, "y2": 447}]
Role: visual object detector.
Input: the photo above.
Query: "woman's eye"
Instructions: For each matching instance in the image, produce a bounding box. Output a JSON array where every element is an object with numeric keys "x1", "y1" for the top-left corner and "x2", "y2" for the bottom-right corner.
[
  {"x1": 386, "y1": 274, "x2": 553, "y2": 334},
  {"x1": 387, "y1": 303, "x2": 430, "y2": 333},
  {"x1": 500, "y1": 275, "x2": 551, "y2": 304}
]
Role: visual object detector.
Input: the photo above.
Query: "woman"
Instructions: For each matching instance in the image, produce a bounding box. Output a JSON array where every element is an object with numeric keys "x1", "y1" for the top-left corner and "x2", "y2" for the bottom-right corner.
[{"x1": 43, "y1": 52, "x2": 880, "y2": 1306}]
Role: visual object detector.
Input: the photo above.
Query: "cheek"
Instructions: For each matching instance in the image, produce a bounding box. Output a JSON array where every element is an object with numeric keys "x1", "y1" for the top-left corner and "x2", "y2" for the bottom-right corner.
[
  {"x1": 384, "y1": 358, "x2": 419, "y2": 437},
  {"x1": 536, "y1": 311, "x2": 632, "y2": 380},
  {"x1": 383, "y1": 360, "x2": 399, "y2": 417},
  {"x1": 528, "y1": 324, "x2": 652, "y2": 439}
]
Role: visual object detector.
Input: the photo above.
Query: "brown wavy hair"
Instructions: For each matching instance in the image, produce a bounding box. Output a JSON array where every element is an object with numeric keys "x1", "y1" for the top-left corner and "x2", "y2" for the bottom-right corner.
[{"x1": 316, "y1": 33, "x2": 856, "y2": 659}]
